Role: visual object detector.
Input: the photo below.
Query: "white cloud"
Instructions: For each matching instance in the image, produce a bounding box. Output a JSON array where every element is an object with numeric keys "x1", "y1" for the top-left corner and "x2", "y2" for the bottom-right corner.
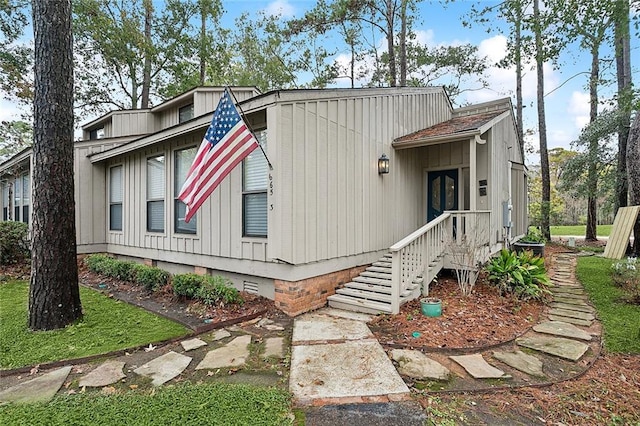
[
  {"x1": 568, "y1": 91, "x2": 590, "y2": 130},
  {"x1": 264, "y1": 0, "x2": 295, "y2": 18},
  {"x1": 414, "y1": 29, "x2": 435, "y2": 46}
]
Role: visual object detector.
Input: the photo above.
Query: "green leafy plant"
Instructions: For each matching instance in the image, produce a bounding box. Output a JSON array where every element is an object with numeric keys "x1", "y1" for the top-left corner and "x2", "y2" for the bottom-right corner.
[
  {"x1": 0, "y1": 221, "x2": 30, "y2": 265},
  {"x1": 132, "y1": 265, "x2": 170, "y2": 291},
  {"x1": 84, "y1": 254, "x2": 170, "y2": 291},
  {"x1": 196, "y1": 275, "x2": 243, "y2": 306},
  {"x1": 520, "y1": 227, "x2": 546, "y2": 244},
  {"x1": 84, "y1": 254, "x2": 115, "y2": 275},
  {"x1": 172, "y1": 273, "x2": 203, "y2": 299},
  {"x1": 486, "y1": 249, "x2": 551, "y2": 301},
  {"x1": 610, "y1": 257, "x2": 640, "y2": 303}
]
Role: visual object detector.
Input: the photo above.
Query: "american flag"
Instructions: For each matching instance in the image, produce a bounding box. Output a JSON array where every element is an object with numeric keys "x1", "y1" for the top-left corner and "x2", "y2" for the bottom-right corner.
[{"x1": 178, "y1": 89, "x2": 259, "y2": 223}]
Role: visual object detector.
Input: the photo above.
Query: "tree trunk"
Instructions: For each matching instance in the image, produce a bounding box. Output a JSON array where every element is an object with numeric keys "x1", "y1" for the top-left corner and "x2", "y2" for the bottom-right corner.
[
  {"x1": 627, "y1": 113, "x2": 640, "y2": 255},
  {"x1": 385, "y1": 0, "x2": 396, "y2": 87},
  {"x1": 515, "y1": 0, "x2": 524, "y2": 155},
  {"x1": 29, "y1": 0, "x2": 81, "y2": 331},
  {"x1": 140, "y1": 0, "x2": 153, "y2": 109},
  {"x1": 585, "y1": 46, "x2": 599, "y2": 241},
  {"x1": 199, "y1": 0, "x2": 206, "y2": 85},
  {"x1": 615, "y1": 0, "x2": 631, "y2": 210},
  {"x1": 533, "y1": 0, "x2": 550, "y2": 240},
  {"x1": 398, "y1": 0, "x2": 407, "y2": 87}
]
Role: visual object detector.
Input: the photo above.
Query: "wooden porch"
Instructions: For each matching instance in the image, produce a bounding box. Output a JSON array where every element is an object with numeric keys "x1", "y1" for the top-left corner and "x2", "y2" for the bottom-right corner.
[{"x1": 328, "y1": 210, "x2": 492, "y2": 314}]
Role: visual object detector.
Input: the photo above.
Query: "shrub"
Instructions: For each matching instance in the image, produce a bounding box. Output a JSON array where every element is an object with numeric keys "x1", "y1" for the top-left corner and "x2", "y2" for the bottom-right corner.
[
  {"x1": 84, "y1": 254, "x2": 114, "y2": 275},
  {"x1": 611, "y1": 257, "x2": 640, "y2": 303},
  {"x1": 486, "y1": 249, "x2": 551, "y2": 301},
  {"x1": 0, "y1": 221, "x2": 30, "y2": 265},
  {"x1": 196, "y1": 275, "x2": 243, "y2": 306},
  {"x1": 172, "y1": 273, "x2": 203, "y2": 298},
  {"x1": 133, "y1": 265, "x2": 170, "y2": 291}
]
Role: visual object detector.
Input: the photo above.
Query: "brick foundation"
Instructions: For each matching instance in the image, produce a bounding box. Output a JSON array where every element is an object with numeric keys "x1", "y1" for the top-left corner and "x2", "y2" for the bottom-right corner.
[{"x1": 274, "y1": 265, "x2": 368, "y2": 316}]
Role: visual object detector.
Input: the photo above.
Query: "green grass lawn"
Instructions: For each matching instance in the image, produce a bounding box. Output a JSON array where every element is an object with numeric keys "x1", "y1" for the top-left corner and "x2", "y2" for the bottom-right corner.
[
  {"x1": 550, "y1": 224, "x2": 612, "y2": 237},
  {"x1": 0, "y1": 281, "x2": 189, "y2": 369},
  {"x1": 576, "y1": 256, "x2": 640, "y2": 353},
  {"x1": 0, "y1": 382, "x2": 292, "y2": 426}
]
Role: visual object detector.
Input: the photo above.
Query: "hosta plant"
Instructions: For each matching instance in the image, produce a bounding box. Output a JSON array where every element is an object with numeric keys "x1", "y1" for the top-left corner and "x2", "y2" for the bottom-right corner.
[{"x1": 486, "y1": 249, "x2": 551, "y2": 301}]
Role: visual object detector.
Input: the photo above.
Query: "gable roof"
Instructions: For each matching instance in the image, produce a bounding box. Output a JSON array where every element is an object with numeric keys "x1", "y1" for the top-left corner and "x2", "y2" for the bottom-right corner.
[{"x1": 393, "y1": 107, "x2": 511, "y2": 149}]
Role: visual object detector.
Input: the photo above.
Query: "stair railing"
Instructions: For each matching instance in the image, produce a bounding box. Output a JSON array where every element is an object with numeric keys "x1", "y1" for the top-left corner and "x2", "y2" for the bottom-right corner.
[{"x1": 389, "y1": 213, "x2": 451, "y2": 314}]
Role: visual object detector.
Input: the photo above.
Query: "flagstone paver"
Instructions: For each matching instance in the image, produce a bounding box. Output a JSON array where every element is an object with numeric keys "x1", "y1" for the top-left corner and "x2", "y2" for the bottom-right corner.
[
  {"x1": 181, "y1": 337, "x2": 208, "y2": 352},
  {"x1": 264, "y1": 337, "x2": 285, "y2": 359},
  {"x1": 549, "y1": 302, "x2": 595, "y2": 314},
  {"x1": 391, "y1": 349, "x2": 451, "y2": 381},
  {"x1": 450, "y1": 354, "x2": 510, "y2": 379},
  {"x1": 492, "y1": 351, "x2": 545, "y2": 377},
  {"x1": 133, "y1": 351, "x2": 192, "y2": 386},
  {"x1": 548, "y1": 308, "x2": 595, "y2": 322},
  {"x1": 211, "y1": 329, "x2": 232, "y2": 341},
  {"x1": 0, "y1": 366, "x2": 72, "y2": 404},
  {"x1": 196, "y1": 335, "x2": 252, "y2": 370},
  {"x1": 547, "y1": 314, "x2": 593, "y2": 327},
  {"x1": 533, "y1": 321, "x2": 592, "y2": 341},
  {"x1": 552, "y1": 287, "x2": 586, "y2": 295},
  {"x1": 516, "y1": 335, "x2": 589, "y2": 361},
  {"x1": 553, "y1": 296, "x2": 588, "y2": 304},
  {"x1": 78, "y1": 361, "x2": 126, "y2": 387}
]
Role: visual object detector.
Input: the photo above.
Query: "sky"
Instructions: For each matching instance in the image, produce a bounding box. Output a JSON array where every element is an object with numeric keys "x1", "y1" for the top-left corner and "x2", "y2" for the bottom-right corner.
[{"x1": 1, "y1": 0, "x2": 638, "y2": 165}]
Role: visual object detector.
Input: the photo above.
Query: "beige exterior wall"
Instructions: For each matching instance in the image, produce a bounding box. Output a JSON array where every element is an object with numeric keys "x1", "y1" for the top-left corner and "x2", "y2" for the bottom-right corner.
[{"x1": 268, "y1": 90, "x2": 452, "y2": 265}]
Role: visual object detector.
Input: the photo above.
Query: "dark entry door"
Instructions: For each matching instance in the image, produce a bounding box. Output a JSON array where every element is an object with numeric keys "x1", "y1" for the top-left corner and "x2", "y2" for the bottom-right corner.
[{"x1": 427, "y1": 169, "x2": 458, "y2": 222}]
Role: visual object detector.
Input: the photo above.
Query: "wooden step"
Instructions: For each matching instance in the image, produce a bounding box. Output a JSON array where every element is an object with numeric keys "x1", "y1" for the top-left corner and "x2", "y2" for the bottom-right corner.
[
  {"x1": 345, "y1": 281, "x2": 393, "y2": 294},
  {"x1": 367, "y1": 266, "x2": 392, "y2": 273},
  {"x1": 372, "y1": 261, "x2": 392, "y2": 267},
  {"x1": 336, "y1": 288, "x2": 394, "y2": 303},
  {"x1": 361, "y1": 271, "x2": 392, "y2": 280},
  {"x1": 327, "y1": 294, "x2": 392, "y2": 315},
  {"x1": 353, "y1": 276, "x2": 392, "y2": 286}
]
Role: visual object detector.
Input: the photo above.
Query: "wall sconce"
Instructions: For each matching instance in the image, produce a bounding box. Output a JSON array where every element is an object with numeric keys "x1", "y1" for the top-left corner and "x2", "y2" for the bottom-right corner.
[{"x1": 378, "y1": 154, "x2": 389, "y2": 175}]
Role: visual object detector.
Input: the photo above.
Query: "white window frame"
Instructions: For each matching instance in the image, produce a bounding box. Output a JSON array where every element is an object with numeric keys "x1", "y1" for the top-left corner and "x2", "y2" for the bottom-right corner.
[
  {"x1": 109, "y1": 165, "x2": 123, "y2": 232},
  {"x1": 146, "y1": 154, "x2": 165, "y2": 233}
]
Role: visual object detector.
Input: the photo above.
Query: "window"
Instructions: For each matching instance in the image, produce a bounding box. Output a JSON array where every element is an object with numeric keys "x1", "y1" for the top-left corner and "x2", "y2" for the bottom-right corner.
[
  {"x1": 178, "y1": 104, "x2": 194, "y2": 124},
  {"x1": 2, "y1": 182, "x2": 8, "y2": 221},
  {"x1": 174, "y1": 147, "x2": 197, "y2": 234},
  {"x1": 89, "y1": 127, "x2": 104, "y2": 140},
  {"x1": 147, "y1": 155, "x2": 165, "y2": 232},
  {"x1": 13, "y1": 176, "x2": 21, "y2": 221},
  {"x1": 109, "y1": 165, "x2": 123, "y2": 231},
  {"x1": 242, "y1": 130, "x2": 268, "y2": 237},
  {"x1": 21, "y1": 174, "x2": 29, "y2": 224}
]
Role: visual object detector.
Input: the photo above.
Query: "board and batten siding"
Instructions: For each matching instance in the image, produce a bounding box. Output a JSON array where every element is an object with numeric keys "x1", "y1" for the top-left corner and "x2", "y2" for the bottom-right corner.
[
  {"x1": 105, "y1": 128, "x2": 267, "y2": 263},
  {"x1": 268, "y1": 90, "x2": 452, "y2": 265},
  {"x1": 110, "y1": 110, "x2": 156, "y2": 138}
]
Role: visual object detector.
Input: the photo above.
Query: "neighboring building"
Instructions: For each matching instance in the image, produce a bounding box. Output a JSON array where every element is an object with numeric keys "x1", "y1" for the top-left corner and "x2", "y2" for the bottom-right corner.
[{"x1": 0, "y1": 86, "x2": 527, "y2": 316}]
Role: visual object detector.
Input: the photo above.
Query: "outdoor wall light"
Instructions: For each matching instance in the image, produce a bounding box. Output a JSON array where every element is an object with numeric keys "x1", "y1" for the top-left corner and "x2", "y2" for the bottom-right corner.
[{"x1": 378, "y1": 154, "x2": 390, "y2": 175}]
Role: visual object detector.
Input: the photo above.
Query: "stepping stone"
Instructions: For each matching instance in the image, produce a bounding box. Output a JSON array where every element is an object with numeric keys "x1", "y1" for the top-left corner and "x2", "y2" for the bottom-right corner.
[
  {"x1": 196, "y1": 335, "x2": 252, "y2": 370},
  {"x1": 133, "y1": 351, "x2": 192, "y2": 386},
  {"x1": 290, "y1": 340, "x2": 408, "y2": 400},
  {"x1": 549, "y1": 302, "x2": 594, "y2": 314},
  {"x1": 0, "y1": 366, "x2": 71, "y2": 404},
  {"x1": 548, "y1": 315, "x2": 593, "y2": 327},
  {"x1": 211, "y1": 329, "x2": 231, "y2": 341},
  {"x1": 492, "y1": 350, "x2": 544, "y2": 377},
  {"x1": 516, "y1": 335, "x2": 589, "y2": 361},
  {"x1": 548, "y1": 308, "x2": 595, "y2": 322},
  {"x1": 292, "y1": 314, "x2": 372, "y2": 343},
  {"x1": 79, "y1": 361, "x2": 126, "y2": 387},
  {"x1": 552, "y1": 281, "x2": 581, "y2": 288},
  {"x1": 264, "y1": 337, "x2": 285, "y2": 359},
  {"x1": 552, "y1": 287, "x2": 585, "y2": 295},
  {"x1": 554, "y1": 296, "x2": 588, "y2": 305},
  {"x1": 449, "y1": 354, "x2": 510, "y2": 379},
  {"x1": 181, "y1": 338, "x2": 207, "y2": 352},
  {"x1": 391, "y1": 349, "x2": 450, "y2": 381},
  {"x1": 534, "y1": 321, "x2": 592, "y2": 341}
]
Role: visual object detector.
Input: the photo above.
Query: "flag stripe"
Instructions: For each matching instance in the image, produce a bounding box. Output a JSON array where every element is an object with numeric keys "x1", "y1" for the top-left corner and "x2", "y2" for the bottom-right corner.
[{"x1": 177, "y1": 89, "x2": 260, "y2": 223}]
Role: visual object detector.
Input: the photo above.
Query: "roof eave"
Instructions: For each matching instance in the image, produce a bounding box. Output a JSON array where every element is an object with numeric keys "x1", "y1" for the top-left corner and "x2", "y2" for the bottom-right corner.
[{"x1": 393, "y1": 129, "x2": 480, "y2": 150}]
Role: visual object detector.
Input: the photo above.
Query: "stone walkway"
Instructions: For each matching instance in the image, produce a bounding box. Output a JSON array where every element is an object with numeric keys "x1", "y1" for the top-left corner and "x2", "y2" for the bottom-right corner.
[{"x1": 0, "y1": 252, "x2": 602, "y2": 413}]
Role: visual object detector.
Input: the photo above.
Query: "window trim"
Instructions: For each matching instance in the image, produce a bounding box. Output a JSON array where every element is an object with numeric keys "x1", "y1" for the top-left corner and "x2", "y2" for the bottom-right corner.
[
  {"x1": 146, "y1": 154, "x2": 165, "y2": 233},
  {"x1": 173, "y1": 146, "x2": 197, "y2": 235},
  {"x1": 109, "y1": 164, "x2": 123, "y2": 232},
  {"x1": 242, "y1": 129, "x2": 268, "y2": 238},
  {"x1": 178, "y1": 103, "x2": 194, "y2": 124}
]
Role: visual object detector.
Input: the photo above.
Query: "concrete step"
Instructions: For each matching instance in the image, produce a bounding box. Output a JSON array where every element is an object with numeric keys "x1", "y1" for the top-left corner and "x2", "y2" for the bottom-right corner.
[
  {"x1": 361, "y1": 271, "x2": 392, "y2": 280},
  {"x1": 327, "y1": 294, "x2": 393, "y2": 315}
]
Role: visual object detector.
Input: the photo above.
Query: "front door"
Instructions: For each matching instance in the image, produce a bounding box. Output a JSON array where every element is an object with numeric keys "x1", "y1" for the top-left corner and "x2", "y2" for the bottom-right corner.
[{"x1": 427, "y1": 169, "x2": 458, "y2": 222}]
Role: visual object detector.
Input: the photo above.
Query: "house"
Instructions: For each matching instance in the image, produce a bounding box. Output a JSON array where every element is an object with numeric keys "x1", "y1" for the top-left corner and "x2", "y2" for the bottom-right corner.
[{"x1": 0, "y1": 86, "x2": 527, "y2": 316}]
